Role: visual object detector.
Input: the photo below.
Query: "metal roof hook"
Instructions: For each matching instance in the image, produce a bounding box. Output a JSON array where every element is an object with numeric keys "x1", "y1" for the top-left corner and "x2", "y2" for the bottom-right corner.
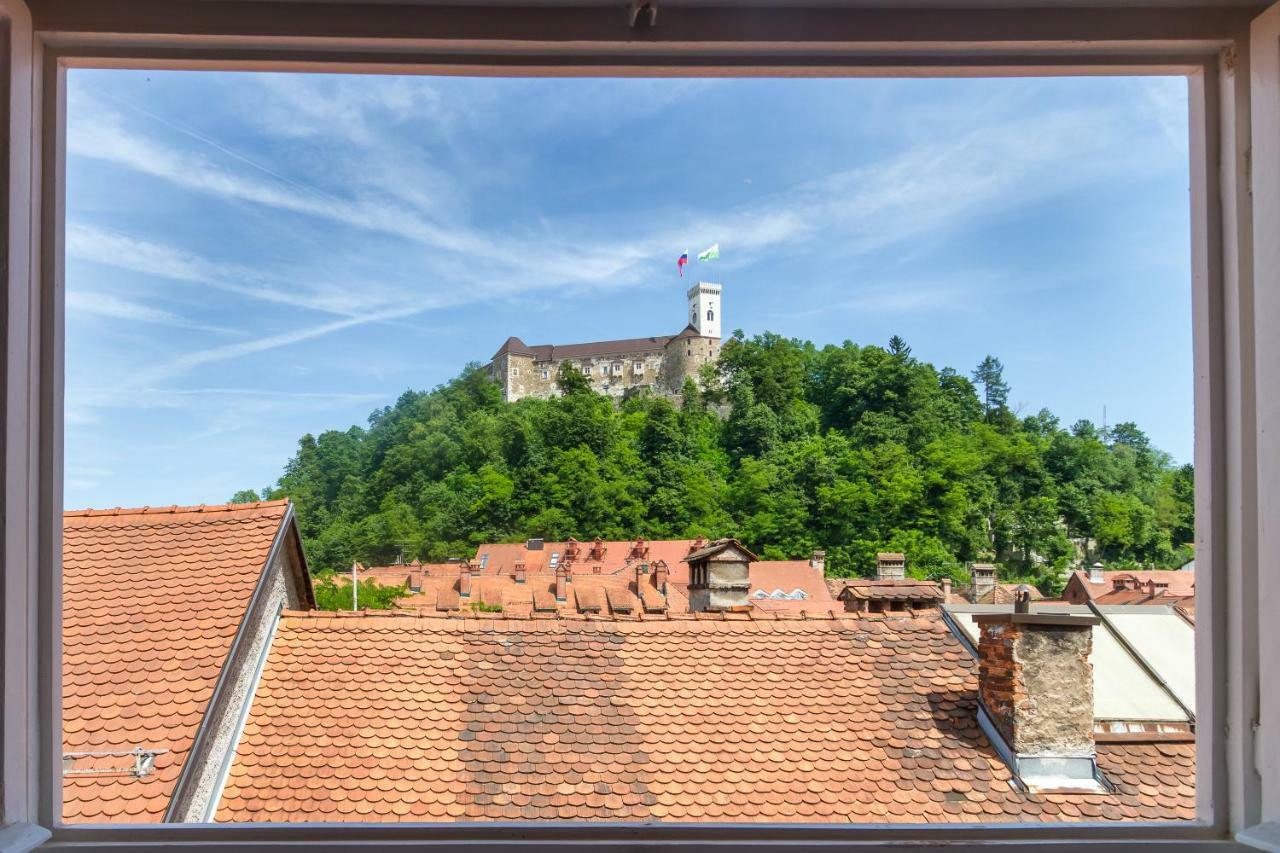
[{"x1": 628, "y1": 0, "x2": 658, "y2": 29}]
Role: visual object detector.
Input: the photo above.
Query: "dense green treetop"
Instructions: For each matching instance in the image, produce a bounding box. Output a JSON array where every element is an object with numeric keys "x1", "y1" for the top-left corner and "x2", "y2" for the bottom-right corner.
[{"x1": 247, "y1": 332, "x2": 1193, "y2": 594}]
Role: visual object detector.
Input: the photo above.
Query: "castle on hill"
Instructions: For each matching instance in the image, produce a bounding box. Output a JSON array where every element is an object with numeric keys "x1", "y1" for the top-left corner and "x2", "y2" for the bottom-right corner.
[{"x1": 487, "y1": 281, "x2": 723, "y2": 402}]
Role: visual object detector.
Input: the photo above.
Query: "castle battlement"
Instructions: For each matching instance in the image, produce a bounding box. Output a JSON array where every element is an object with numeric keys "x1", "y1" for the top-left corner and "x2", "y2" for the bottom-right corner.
[{"x1": 487, "y1": 282, "x2": 724, "y2": 402}]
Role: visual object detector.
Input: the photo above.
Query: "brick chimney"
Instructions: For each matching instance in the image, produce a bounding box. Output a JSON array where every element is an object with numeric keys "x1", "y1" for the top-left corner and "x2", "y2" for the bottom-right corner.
[
  {"x1": 459, "y1": 561, "x2": 472, "y2": 598},
  {"x1": 876, "y1": 552, "x2": 906, "y2": 580},
  {"x1": 514, "y1": 559, "x2": 526, "y2": 584},
  {"x1": 972, "y1": 608, "x2": 1103, "y2": 790},
  {"x1": 810, "y1": 550, "x2": 826, "y2": 575},
  {"x1": 1089, "y1": 561, "x2": 1105, "y2": 583},
  {"x1": 564, "y1": 537, "x2": 580, "y2": 563},
  {"x1": 969, "y1": 563, "x2": 997, "y2": 602},
  {"x1": 555, "y1": 560, "x2": 569, "y2": 602},
  {"x1": 653, "y1": 559, "x2": 669, "y2": 594},
  {"x1": 588, "y1": 536, "x2": 605, "y2": 562},
  {"x1": 630, "y1": 538, "x2": 648, "y2": 560}
]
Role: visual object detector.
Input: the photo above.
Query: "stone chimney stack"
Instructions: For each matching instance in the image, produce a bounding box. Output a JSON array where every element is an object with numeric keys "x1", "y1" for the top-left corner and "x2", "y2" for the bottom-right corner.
[
  {"x1": 685, "y1": 538, "x2": 757, "y2": 612},
  {"x1": 459, "y1": 561, "x2": 473, "y2": 598},
  {"x1": 653, "y1": 560, "x2": 669, "y2": 594},
  {"x1": 555, "y1": 561, "x2": 569, "y2": 602},
  {"x1": 1089, "y1": 561, "x2": 1105, "y2": 584},
  {"x1": 972, "y1": 609, "x2": 1102, "y2": 790},
  {"x1": 514, "y1": 559, "x2": 526, "y2": 585},
  {"x1": 876, "y1": 552, "x2": 906, "y2": 580},
  {"x1": 635, "y1": 561, "x2": 649, "y2": 589},
  {"x1": 810, "y1": 550, "x2": 827, "y2": 575},
  {"x1": 970, "y1": 563, "x2": 997, "y2": 602},
  {"x1": 941, "y1": 577, "x2": 953, "y2": 600}
]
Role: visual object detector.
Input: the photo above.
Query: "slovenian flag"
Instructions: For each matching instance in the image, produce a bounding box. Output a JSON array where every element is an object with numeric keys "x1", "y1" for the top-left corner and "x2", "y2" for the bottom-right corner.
[{"x1": 677, "y1": 251, "x2": 689, "y2": 277}]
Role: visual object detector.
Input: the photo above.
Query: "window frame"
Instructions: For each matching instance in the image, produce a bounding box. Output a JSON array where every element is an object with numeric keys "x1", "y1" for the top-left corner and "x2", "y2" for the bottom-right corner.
[{"x1": 0, "y1": 0, "x2": 1270, "y2": 849}]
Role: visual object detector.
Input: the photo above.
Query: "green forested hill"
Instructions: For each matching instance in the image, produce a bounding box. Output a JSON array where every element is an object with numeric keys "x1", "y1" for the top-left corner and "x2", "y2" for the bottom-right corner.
[{"x1": 243, "y1": 332, "x2": 1194, "y2": 593}]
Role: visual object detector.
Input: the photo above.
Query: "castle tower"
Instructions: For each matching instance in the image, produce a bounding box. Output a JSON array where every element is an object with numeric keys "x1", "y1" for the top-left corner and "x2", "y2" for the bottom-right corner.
[{"x1": 687, "y1": 282, "x2": 722, "y2": 340}]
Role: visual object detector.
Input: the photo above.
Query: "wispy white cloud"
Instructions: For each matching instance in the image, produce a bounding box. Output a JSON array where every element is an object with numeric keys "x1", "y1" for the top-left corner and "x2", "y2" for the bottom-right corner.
[
  {"x1": 67, "y1": 290, "x2": 238, "y2": 333},
  {"x1": 66, "y1": 223, "x2": 407, "y2": 317}
]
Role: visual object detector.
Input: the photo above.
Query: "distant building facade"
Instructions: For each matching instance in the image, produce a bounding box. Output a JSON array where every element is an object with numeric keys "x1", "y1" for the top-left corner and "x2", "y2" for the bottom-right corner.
[{"x1": 487, "y1": 282, "x2": 724, "y2": 402}]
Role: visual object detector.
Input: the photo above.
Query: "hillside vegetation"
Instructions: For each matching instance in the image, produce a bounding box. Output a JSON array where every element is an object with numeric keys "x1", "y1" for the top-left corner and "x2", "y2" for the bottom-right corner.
[{"x1": 242, "y1": 332, "x2": 1194, "y2": 593}]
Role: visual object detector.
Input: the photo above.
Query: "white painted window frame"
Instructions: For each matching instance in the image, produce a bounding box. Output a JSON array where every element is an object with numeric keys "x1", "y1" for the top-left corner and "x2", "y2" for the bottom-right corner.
[{"x1": 0, "y1": 0, "x2": 1275, "y2": 850}]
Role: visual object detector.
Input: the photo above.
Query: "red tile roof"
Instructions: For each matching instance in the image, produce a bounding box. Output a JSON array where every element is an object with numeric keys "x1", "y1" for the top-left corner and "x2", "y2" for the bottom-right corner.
[
  {"x1": 62, "y1": 500, "x2": 296, "y2": 823},
  {"x1": 216, "y1": 610, "x2": 1194, "y2": 824},
  {"x1": 1069, "y1": 570, "x2": 1195, "y2": 603},
  {"x1": 832, "y1": 578, "x2": 945, "y2": 603},
  {"x1": 358, "y1": 547, "x2": 835, "y2": 616},
  {"x1": 748, "y1": 559, "x2": 833, "y2": 606},
  {"x1": 473, "y1": 538, "x2": 699, "y2": 581}
]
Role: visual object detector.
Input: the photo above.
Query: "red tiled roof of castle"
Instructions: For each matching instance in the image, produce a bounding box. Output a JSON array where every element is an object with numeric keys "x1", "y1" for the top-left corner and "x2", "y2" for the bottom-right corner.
[
  {"x1": 492, "y1": 335, "x2": 675, "y2": 363},
  {"x1": 61, "y1": 500, "x2": 296, "y2": 823},
  {"x1": 216, "y1": 609, "x2": 1195, "y2": 824}
]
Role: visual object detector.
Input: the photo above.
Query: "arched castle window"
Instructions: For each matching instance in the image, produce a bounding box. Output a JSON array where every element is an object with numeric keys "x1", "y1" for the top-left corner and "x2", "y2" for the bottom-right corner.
[{"x1": 707, "y1": 308, "x2": 714, "y2": 322}]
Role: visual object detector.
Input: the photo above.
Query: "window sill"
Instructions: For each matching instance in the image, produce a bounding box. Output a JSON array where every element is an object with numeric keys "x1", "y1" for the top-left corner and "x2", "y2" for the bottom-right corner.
[
  {"x1": 1238, "y1": 821, "x2": 1280, "y2": 852},
  {"x1": 0, "y1": 822, "x2": 51, "y2": 853}
]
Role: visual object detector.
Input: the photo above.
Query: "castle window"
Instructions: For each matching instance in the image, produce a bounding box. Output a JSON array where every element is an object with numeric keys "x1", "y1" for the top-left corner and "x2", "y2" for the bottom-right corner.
[
  {"x1": 612, "y1": 362, "x2": 623, "y2": 376},
  {"x1": 510, "y1": 367, "x2": 520, "y2": 377},
  {"x1": 633, "y1": 361, "x2": 644, "y2": 374},
  {"x1": 707, "y1": 308, "x2": 714, "y2": 322},
  {"x1": 581, "y1": 365, "x2": 592, "y2": 376}
]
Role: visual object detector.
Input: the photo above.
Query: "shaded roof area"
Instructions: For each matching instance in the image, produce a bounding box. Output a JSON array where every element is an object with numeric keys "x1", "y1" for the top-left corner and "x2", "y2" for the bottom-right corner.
[
  {"x1": 944, "y1": 603, "x2": 1194, "y2": 725},
  {"x1": 62, "y1": 500, "x2": 294, "y2": 822},
  {"x1": 216, "y1": 610, "x2": 1194, "y2": 824}
]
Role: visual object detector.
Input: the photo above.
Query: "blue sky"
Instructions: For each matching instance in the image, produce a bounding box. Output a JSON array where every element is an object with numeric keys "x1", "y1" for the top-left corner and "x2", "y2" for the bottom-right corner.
[{"x1": 64, "y1": 71, "x2": 1192, "y2": 509}]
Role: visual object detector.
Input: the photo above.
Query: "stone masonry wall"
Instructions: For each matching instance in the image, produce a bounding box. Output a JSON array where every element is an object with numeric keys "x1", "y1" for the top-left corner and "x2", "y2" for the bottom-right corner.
[{"x1": 491, "y1": 338, "x2": 722, "y2": 403}]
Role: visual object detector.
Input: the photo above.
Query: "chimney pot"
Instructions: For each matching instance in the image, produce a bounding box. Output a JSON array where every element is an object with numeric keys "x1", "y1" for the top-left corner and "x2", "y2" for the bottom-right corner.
[
  {"x1": 514, "y1": 559, "x2": 526, "y2": 584},
  {"x1": 1089, "y1": 561, "x2": 1105, "y2": 584},
  {"x1": 969, "y1": 562, "x2": 997, "y2": 602},
  {"x1": 941, "y1": 577, "x2": 952, "y2": 599},
  {"x1": 459, "y1": 561, "x2": 473, "y2": 598},
  {"x1": 810, "y1": 550, "x2": 827, "y2": 574},
  {"x1": 876, "y1": 552, "x2": 906, "y2": 580},
  {"x1": 555, "y1": 561, "x2": 569, "y2": 602}
]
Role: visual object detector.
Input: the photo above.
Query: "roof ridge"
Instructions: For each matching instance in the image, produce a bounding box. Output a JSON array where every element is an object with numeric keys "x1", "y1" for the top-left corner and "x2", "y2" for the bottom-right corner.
[
  {"x1": 279, "y1": 608, "x2": 944, "y2": 630},
  {"x1": 64, "y1": 499, "x2": 290, "y2": 518}
]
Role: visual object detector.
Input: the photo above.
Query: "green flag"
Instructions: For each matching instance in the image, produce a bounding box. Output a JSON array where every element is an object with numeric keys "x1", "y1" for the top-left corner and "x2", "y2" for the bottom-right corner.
[{"x1": 697, "y1": 243, "x2": 720, "y2": 261}]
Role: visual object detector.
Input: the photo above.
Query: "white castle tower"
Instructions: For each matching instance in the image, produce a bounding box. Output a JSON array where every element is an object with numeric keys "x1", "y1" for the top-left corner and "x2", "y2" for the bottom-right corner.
[{"x1": 687, "y1": 281, "x2": 722, "y2": 339}]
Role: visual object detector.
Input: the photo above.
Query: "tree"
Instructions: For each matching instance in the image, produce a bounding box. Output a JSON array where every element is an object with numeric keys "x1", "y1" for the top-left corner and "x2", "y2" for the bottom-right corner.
[
  {"x1": 972, "y1": 355, "x2": 1010, "y2": 418},
  {"x1": 311, "y1": 571, "x2": 407, "y2": 611},
  {"x1": 556, "y1": 360, "x2": 592, "y2": 396},
  {"x1": 229, "y1": 489, "x2": 261, "y2": 504},
  {"x1": 887, "y1": 335, "x2": 911, "y2": 358},
  {"x1": 260, "y1": 330, "x2": 1192, "y2": 581}
]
